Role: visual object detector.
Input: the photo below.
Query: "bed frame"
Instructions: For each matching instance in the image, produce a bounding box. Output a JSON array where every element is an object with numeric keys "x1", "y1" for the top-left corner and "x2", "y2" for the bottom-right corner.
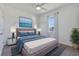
[
  {"x1": 16, "y1": 28, "x2": 58, "y2": 56},
  {"x1": 22, "y1": 42, "x2": 58, "y2": 56}
]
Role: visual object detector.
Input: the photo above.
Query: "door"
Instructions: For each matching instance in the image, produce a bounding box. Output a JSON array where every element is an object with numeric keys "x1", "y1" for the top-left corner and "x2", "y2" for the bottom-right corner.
[{"x1": 48, "y1": 16, "x2": 58, "y2": 39}]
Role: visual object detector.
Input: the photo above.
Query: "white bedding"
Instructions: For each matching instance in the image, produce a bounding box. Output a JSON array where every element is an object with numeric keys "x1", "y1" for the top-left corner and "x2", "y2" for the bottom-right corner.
[{"x1": 24, "y1": 38, "x2": 57, "y2": 54}]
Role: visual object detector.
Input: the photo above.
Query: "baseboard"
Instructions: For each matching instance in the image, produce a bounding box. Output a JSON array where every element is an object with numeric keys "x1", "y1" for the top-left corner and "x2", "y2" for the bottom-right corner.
[{"x1": 59, "y1": 43, "x2": 72, "y2": 48}]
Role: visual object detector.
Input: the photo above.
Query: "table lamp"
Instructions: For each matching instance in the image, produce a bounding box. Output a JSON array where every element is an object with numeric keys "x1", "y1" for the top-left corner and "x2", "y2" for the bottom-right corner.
[{"x1": 10, "y1": 27, "x2": 16, "y2": 39}]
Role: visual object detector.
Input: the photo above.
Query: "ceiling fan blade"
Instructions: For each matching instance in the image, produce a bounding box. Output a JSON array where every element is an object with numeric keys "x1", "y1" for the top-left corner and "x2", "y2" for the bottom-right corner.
[
  {"x1": 35, "y1": 3, "x2": 46, "y2": 7},
  {"x1": 40, "y1": 3, "x2": 46, "y2": 7},
  {"x1": 41, "y1": 7, "x2": 47, "y2": 11}
]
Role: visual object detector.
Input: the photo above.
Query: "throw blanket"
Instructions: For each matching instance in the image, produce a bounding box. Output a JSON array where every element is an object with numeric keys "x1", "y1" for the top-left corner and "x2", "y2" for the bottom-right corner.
[{"x1": 15, "y1": 35, "x2": 48, "y2": 54}]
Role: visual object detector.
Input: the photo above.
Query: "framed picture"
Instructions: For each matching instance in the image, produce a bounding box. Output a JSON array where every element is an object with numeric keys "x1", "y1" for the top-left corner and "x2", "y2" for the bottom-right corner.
[{"x1": 19, "y1": 16, "x2": 32, "y2": 28}]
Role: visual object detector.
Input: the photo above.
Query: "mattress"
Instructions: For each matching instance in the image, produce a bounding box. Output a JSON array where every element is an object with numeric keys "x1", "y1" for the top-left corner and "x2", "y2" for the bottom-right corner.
[{"x1": 24, "y1": 38, "x2": 57, "y2": 54}]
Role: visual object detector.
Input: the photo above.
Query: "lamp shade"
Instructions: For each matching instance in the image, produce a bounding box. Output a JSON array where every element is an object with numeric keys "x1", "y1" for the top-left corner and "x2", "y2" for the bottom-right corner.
[
  {"x1": 37, "y1": 28, "x2": 41, "y2": 32},
  {"x1": 34, "y1": 25, "x2": 37, "y2": 29},
  {"x1": 10, "y1": 27, "x2": 16, "y2": 33}
]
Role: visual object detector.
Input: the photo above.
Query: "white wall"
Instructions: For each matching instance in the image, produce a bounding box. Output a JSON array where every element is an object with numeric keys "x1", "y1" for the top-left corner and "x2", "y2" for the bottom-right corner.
[
  {"x1": 76, "y1": 4, "x2": 79, "y2": 27},
  {"x1": 3, "y1": 5, "x2": 37, "y2": 44},
  {"x1": 38, "y1": 14, "x2": 49, "y2": 36},
  {"x1": 0, "y1": 4, "x2": 37, "y2": 55},
  {"x1": 58, "y1": 4, "x2": 78, "y2": 46},
  {"x1": 37, "y1": 4, "x2": 79, "y2": 46},
  {"x1": 0, "y1": 4, "x2": 5, "y2": 55}
]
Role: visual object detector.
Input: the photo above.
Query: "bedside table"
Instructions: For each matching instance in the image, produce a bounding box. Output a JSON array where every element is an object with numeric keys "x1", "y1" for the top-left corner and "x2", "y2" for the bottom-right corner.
[{"x1": 7, "y1": 37, "x2": 16, "y2": 46}]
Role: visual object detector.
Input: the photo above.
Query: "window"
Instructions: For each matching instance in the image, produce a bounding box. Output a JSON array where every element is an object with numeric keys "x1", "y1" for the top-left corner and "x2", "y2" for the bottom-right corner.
[{"x1": 48, "y1": 16, "x2": 55, "y2": 31}]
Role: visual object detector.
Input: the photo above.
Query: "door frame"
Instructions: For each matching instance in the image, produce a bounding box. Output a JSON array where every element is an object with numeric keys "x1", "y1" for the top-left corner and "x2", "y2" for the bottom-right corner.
[{"x1": 47, "y1": 14, "x2": 59, "y2": 40}]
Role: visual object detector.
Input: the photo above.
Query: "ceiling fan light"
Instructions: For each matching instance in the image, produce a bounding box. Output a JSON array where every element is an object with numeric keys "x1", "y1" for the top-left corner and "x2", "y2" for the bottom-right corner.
[{"x1": 36, "y1": 6, "x2": 41, "y2": 10}]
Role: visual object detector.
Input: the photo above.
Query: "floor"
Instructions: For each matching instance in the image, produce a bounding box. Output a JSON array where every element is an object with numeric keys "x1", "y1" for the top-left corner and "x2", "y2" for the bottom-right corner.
[
  {"x1": 61, "y1": 46, "x2": 79, "y2": 56},
  {"x1": 2, "y1": 45, "x2": 13, "y2": 56},
  {"x1": 2, "y1": 44, "x2": 79, "y2": 56}
]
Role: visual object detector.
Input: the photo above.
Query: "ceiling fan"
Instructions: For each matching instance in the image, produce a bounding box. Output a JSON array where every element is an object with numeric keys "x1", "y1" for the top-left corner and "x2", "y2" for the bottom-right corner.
[{"x1": 35, "y1": 3, "x2": 47, "y2": 11}]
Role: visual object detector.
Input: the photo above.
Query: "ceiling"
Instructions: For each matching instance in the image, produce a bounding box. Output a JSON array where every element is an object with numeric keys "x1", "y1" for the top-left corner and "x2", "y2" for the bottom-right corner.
[{"x1": 4, "y1": 3, "x2": 67, "y2": 15}]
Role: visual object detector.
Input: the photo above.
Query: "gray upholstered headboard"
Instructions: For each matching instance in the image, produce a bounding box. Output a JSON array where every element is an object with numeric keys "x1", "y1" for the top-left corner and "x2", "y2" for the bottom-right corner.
[{"x1": 16, "y1": 28, "x2": 36, "y2": 38}]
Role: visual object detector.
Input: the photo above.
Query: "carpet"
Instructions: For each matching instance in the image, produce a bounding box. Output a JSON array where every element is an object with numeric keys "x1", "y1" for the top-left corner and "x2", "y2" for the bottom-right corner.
[
  {"x1": 45, "y1": 45, "x2": 66, "y2": 56},
  {"x1": 11, "y1": 44, "x2": 66, "y2": 56},
  {"x1": 11, "y1": 46, "x2": 22, "y2": 56}
]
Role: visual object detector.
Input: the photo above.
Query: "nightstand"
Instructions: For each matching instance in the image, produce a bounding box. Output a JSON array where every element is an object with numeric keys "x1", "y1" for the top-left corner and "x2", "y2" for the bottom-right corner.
[{"x1": 7, "y1": 37, "x2": 16, "y2": 46}]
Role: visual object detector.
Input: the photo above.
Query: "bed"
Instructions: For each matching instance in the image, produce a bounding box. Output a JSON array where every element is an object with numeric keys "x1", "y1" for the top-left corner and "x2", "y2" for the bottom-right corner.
[{"x1": 15, "y1": 28, "x2": 58, "y2": 56}]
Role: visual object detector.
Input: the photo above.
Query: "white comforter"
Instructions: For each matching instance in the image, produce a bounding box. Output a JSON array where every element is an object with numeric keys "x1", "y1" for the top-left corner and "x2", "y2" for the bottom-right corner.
[{"x1": 24, "y1": 38, "x2": 57, "y2": 54}]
